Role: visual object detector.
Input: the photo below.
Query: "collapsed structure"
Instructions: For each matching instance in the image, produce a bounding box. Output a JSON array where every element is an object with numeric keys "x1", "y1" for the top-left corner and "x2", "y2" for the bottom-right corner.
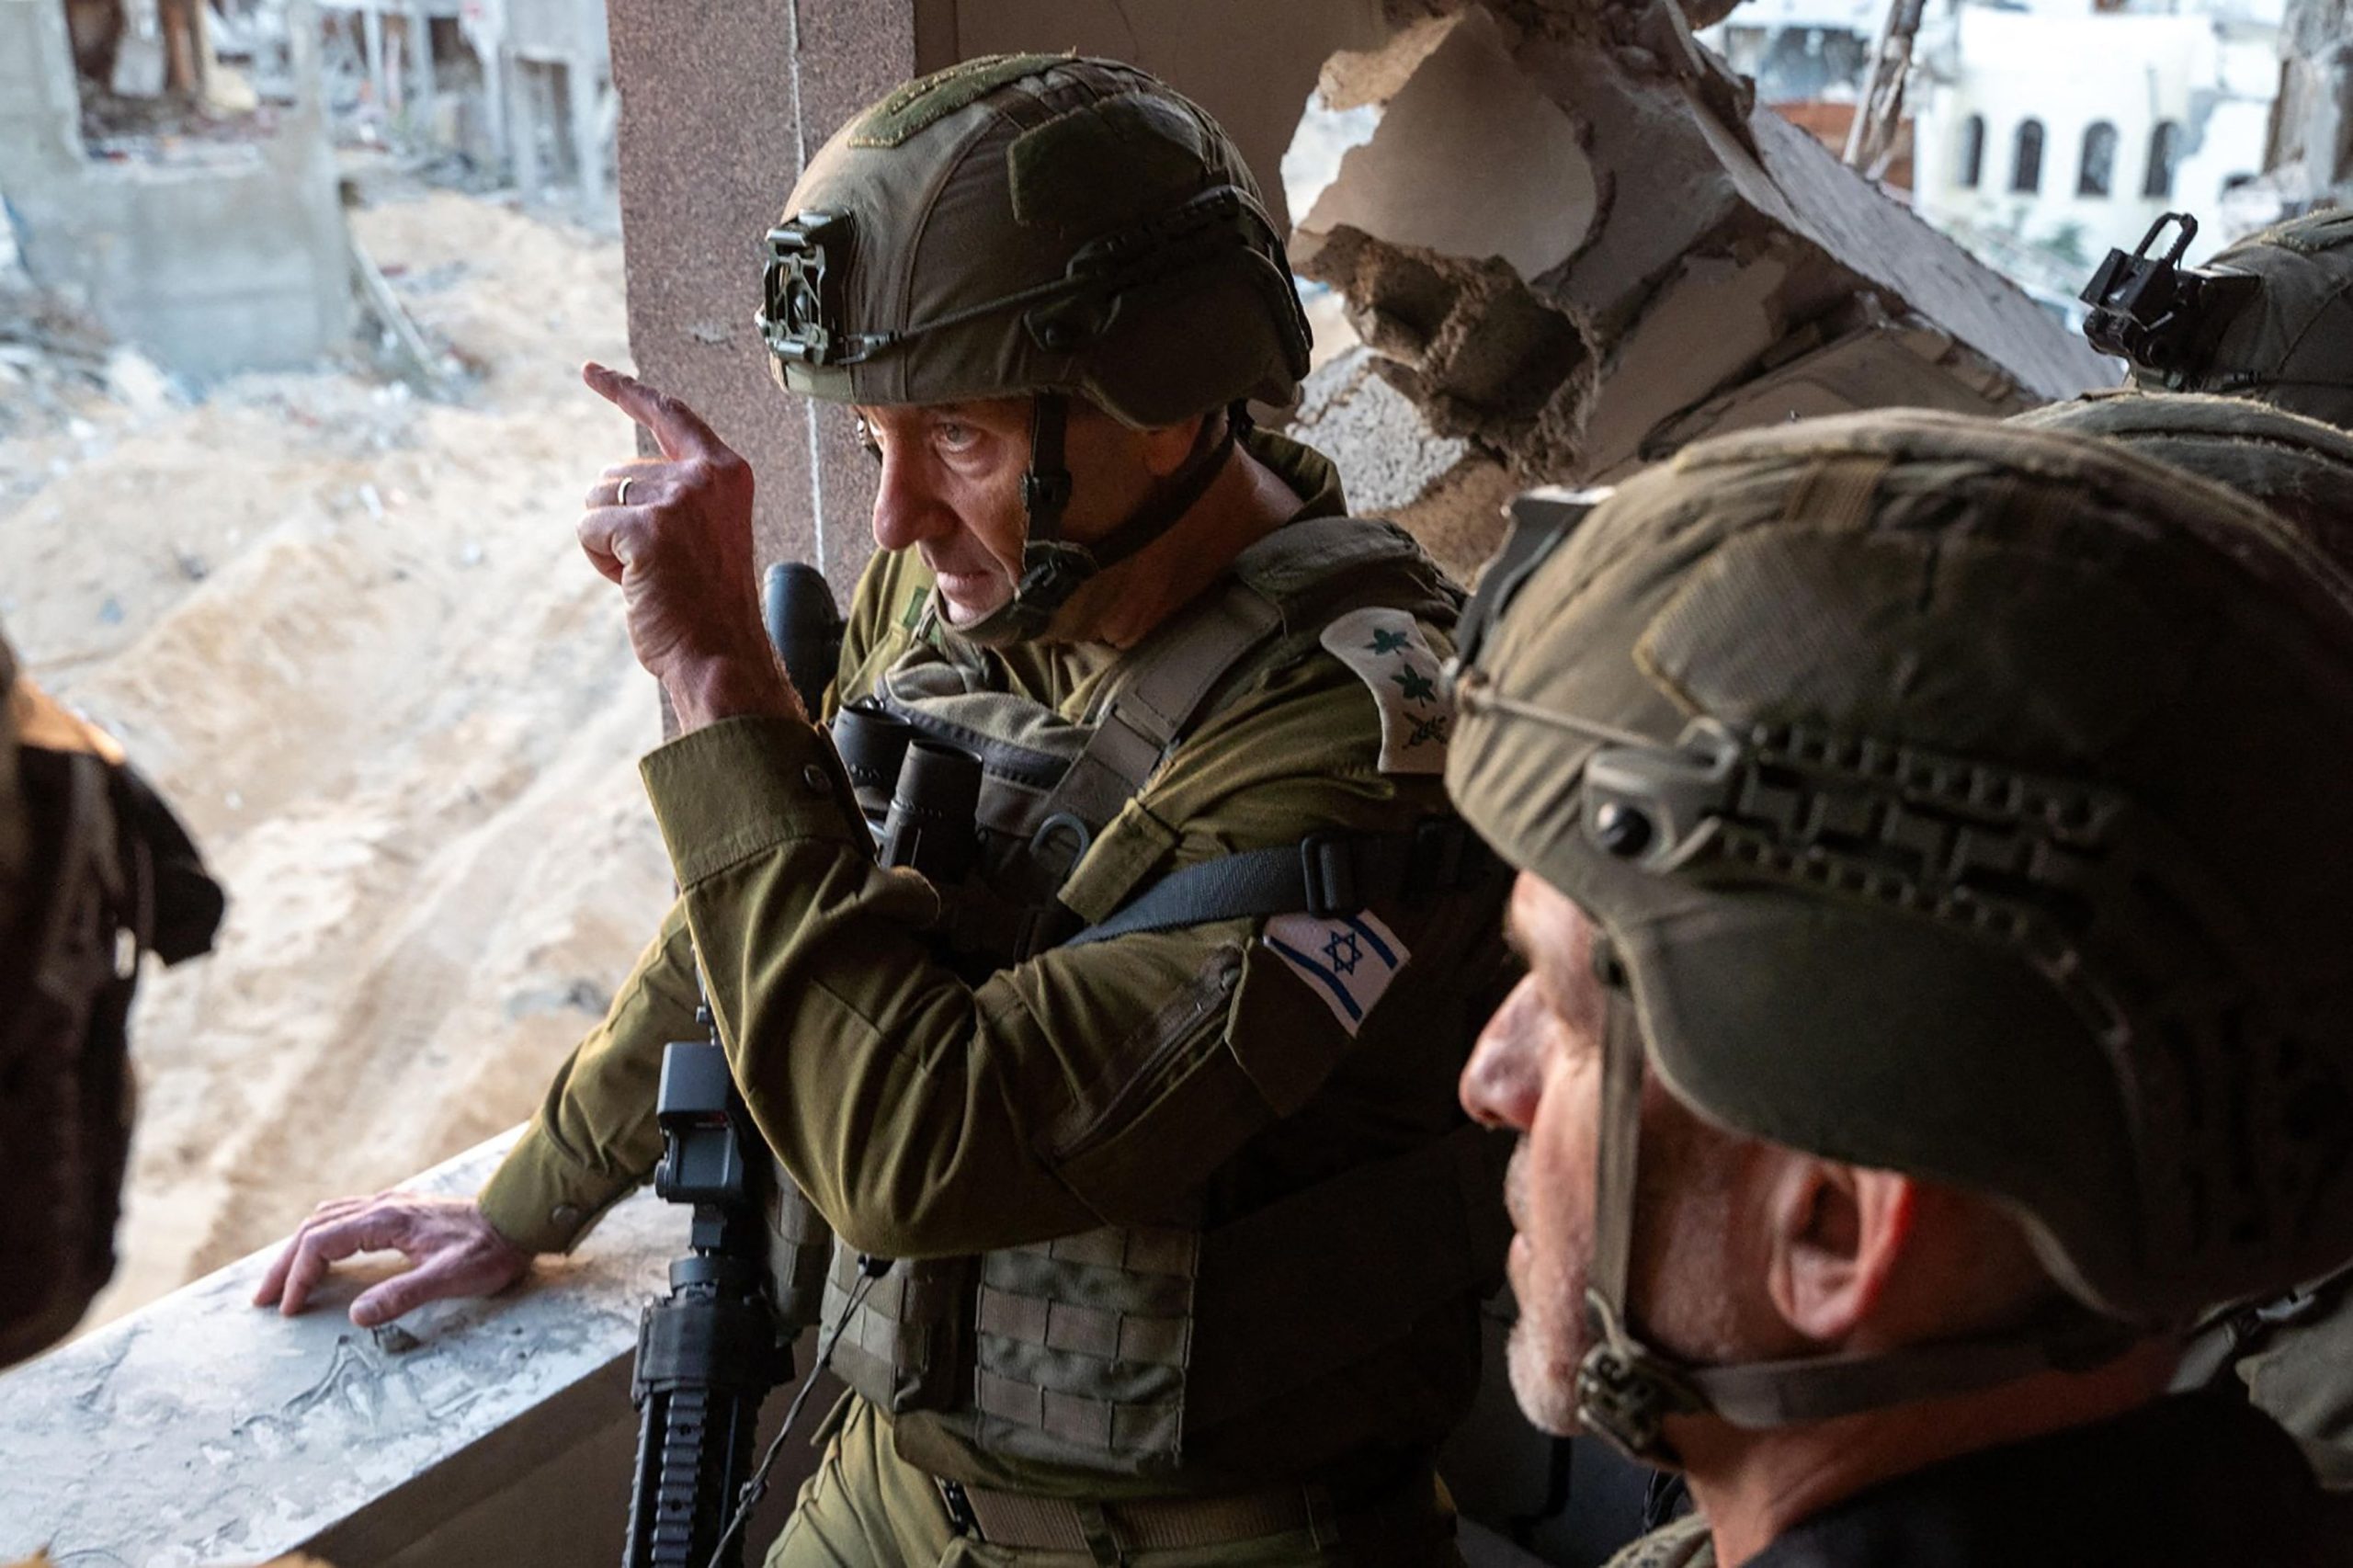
[
  {"x1": 1282, "y1": 0, "x2": 2113, "y2": 577},
  {"x1": 0, "y1": 0, "x2": 352, "y2": 380},
  {"x1": 0, "y1": 0, "x2": 613, "y2": 385}
]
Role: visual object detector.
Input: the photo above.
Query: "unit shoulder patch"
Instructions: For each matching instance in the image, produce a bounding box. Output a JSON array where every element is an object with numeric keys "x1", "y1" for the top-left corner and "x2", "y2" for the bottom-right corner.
[{"x1": 1319, "y1": 607, "x2": 1452, "y2": 774}]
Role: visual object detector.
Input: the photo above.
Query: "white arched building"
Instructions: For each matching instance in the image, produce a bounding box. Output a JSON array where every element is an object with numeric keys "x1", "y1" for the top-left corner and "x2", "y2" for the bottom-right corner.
[{"x1": 1911, "y1": 0, "x2": 2282, "y2": 299}]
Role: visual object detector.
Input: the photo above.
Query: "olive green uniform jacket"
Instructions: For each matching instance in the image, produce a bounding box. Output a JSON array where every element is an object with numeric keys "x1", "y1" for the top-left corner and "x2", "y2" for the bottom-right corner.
[{"x1": 476, "y1": 432, "x2": 1497, "y2": 1499}]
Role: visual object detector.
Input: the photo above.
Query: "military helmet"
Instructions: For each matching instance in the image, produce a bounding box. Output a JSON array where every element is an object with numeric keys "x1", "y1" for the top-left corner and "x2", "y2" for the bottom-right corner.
[
  {"x1": 758, "y1": 56, "x2": 1311, "y2": 642},
  {"x1": 2013, "y1": 390, "x2": 2353, "y2": 561},
  {"x1": 1447, "y1": 410, "x2": 2353, "y2": 1458},
  {"x1": 2087, "y1": 209, "x2": 2353, "y2": 431}
]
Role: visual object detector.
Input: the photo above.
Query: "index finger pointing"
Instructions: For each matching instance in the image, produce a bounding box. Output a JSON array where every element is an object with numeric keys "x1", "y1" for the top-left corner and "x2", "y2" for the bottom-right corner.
[{"x1": 583, "y1": 361, "x2": 722, "y2": 463}]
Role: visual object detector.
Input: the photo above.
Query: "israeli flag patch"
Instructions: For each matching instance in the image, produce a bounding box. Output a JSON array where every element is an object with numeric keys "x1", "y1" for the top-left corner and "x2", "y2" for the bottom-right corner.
[
  {"x1": 1320, "y1": 608, "x2": 1452, "y2": 775},
  {"x1": 1262, "y1": 910, "x2": 1410, "y2": 1036}
]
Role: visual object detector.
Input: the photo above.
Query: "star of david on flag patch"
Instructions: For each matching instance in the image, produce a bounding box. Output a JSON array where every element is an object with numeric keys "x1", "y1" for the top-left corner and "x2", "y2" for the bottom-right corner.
[{"x1": 1262, "y1": 909, "x2": 1410, "y2": 1036}]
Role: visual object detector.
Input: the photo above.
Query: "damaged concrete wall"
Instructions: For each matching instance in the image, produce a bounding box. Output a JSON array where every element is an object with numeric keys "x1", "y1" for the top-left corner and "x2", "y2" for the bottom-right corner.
[
  {"x1": 0, "y1": 0, "x2": 353, "y2": 381},
  {"x1": 1288, "y1": 1, "x2": 2116, "y2": 578},
  {"x1": 2267, "y1": 0, "x2": 2353, "y2": 206}
]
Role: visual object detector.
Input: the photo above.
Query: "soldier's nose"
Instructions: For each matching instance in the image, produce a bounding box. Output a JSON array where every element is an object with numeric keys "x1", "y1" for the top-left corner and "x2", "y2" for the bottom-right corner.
[
  {"x1": 870, "y1": 454, "x2": 954, "y2": 554},
  {"x1": 1461, "y1": 978, "x2": 1545, "y2": 1131}
]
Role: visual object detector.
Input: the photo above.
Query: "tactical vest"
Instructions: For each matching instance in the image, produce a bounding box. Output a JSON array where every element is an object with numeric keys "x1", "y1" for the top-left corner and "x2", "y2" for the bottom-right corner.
[{"x1": 762, "y1": 517, "x2": 1510, "y2": 1477}]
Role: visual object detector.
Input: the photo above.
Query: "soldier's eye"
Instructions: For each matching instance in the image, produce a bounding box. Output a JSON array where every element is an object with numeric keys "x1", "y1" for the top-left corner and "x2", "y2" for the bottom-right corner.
[
  {"x1": 934, "y1": 421, "x2": 977, "y2": 453},
  {"x1": 855, "y1": 417, "x2": 882, "y2": 466}
]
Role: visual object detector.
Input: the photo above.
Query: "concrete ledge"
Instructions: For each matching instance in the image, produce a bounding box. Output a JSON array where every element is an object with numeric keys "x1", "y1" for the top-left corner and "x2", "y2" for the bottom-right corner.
[{"x1": 0, "y1": 1131, "x2": 682, "y2": 1565}]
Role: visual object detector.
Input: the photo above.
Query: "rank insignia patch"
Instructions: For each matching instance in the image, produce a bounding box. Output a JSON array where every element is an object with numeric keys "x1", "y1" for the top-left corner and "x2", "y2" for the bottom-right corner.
[
  {"x1": 1262, "y1": 910, "x2": 1410, "y2": 1036},
  {"x1": 1320, "y1": 608, "x2": 1452, "y2": 774}
]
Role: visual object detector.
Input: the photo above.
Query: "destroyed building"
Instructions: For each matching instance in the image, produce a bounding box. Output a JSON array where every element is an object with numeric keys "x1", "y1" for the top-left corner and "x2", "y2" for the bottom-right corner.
[
  {"x1": 2267, "y1": 0, "x2": 2353, "y2": 210},
  {"x1": 0, "y1": 0, "x2": 615, "y2": 388},
  {"x1": 0, "y1": 2, "x2": 2121, "y2": 1563},
  {"x1": 1908, "y1": 0, "x2": 2281, "y2": 311},
  {"x1": 1279, "y1": 1, "x2": 2109, "y2": 577},
  {"x1": 0, "y1": 0, "x2": 352, "y2": 380}
]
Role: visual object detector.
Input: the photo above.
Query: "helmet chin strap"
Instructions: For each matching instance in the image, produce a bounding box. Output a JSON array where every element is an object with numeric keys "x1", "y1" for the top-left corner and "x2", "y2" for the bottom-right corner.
[
  {"x1": 1574, "y1": 952, "x2": 2140, "y2": 1470},
  {"x1": 954, "y1": 393, "x2": 1242, "y2": 648}
]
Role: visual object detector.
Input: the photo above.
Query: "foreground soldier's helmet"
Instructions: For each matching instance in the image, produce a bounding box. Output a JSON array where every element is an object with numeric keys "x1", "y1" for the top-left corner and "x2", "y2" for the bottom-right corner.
[
  {"x1": 1447, "y1": 410, "x2": 2353, "y2": 1461},
  {"x1": 2013, "y1": 389, "x2": 2353, "y2": 557},
  {"x1": 1, "y1": 624, "x2": 223, "y2": 1367},
  {"x1": 2084, "y1": 209, "x2": 2353, "y2": 431},
  {"x1": 758, "y1": 55, "x2": 1311, "y2": 643}
]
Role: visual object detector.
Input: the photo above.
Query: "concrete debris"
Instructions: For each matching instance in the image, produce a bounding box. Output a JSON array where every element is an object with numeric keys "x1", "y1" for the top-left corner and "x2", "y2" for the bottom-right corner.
[
  {"x1": 0, "y1": 287, "x2": 115, "y2": 436},
  {"x1": 2265, "y1": 0, "x2": 2353, "y2": 210},
  {"x1": 1285, "y1": 1, "x2": 2114, "y2": 568},
  {"x1": 1292, "y1": 347, "x2": 1518, "y2": 583}
]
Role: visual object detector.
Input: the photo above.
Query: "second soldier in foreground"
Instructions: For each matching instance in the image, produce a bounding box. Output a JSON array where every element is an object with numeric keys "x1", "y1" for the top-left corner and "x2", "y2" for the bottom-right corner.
[
  {"x1": 1449, "y1": 409, "x2": 2353, "y2": 1565},
  {"x1": 261, "y1": 56, "x2": 1510, "y2": 1565}
]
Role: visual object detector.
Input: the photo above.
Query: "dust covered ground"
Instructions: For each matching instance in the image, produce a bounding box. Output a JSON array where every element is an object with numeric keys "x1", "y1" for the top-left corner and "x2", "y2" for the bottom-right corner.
[{"x1": 0, "y1": 187, "x2": 679, "y2": 1324}]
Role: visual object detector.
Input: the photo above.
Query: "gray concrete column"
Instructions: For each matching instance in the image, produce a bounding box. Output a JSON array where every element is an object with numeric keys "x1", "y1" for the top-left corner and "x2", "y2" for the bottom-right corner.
[
  {"x1": 408, "y1": 0, "x2": 438, "y2": 134},
  {"x1": 0, "y1": 0, "x2": 87, "y2": 187},
  {"x1": 566, "y1": 55, "x2": 603, "y2": 227},
  {"x1": 362, "y1": 4, "x2": 390, "y2": 116},
  {"x1": 604, "y1": 0, "x2": 932, "y2": 597},
  {"x1": 505, "y1": 48, "x2": 541, "y2": 201}
]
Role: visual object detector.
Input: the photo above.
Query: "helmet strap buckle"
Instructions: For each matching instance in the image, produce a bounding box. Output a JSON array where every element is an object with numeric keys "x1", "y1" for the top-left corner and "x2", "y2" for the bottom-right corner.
[{"x1": 1577, "y1": 1292, "x2": 1702, "y2": 1467}]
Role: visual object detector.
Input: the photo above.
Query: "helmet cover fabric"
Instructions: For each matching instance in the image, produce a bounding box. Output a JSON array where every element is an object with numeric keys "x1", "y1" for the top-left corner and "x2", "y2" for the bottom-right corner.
[
  {"x1": 1448, "y1": 409, "x2": 2353, "y2": 1326},
  {"x1": 2015, "y1": 389, "x2": 2353, "y2": 562},
  {"x1": 764, "y1": 55, "x2": 1307, "y2": 427},
  {"x1": 2131, "y1": 210, "x2": 2353, "y2": 432}
]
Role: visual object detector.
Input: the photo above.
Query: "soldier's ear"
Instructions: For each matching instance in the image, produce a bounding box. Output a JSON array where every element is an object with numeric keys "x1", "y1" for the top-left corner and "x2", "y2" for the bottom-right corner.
[{"x1": 1761, "y1": 1156, "x2": 1917, "y2": 1347}]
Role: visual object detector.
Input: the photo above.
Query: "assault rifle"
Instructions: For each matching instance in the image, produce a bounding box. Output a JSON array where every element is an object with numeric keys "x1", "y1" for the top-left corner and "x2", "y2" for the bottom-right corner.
[{"x1": 620, "y1": 562, "x2": 844, "y2": 1568}]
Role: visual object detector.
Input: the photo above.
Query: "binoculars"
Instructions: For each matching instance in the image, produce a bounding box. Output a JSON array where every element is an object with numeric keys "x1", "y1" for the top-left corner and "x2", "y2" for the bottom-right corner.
[{"x1": 831, "y1": 699, "x2": 982, "y2": 884}]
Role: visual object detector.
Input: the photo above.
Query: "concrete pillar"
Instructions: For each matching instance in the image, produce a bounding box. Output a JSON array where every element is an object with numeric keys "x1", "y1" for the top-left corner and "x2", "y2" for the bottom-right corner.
[
  {"x1": 361, "y1": 3, "x2": 388, "y2": 115},
  {"x1": 0, "y1": 0, "x2": 87, "y2": 186},
  {"x1": 604, "y1": 0, "x2": 926, "y2": 593},
  {"x1": 506, "y1": 50, "x2": 541, "y2": 201},
  {"x1": 479, "y1": 30, "x2": 509, "y2": 181},
  {"x1": 408, "y1": 0, "x2": 438, "y2": 133},
  {"x1": 567, "y1": 54, "x2": 603, "y2": 227}
]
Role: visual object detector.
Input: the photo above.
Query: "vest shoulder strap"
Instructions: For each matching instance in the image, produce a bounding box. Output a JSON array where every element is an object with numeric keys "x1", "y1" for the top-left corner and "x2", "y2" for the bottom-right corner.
[
  {"x1": 1043, "y1": 518, "x2": 1461, "y2": 835},
  {"x1": 1064, "y1": 819, "x2": 1498, "y2": 947}
]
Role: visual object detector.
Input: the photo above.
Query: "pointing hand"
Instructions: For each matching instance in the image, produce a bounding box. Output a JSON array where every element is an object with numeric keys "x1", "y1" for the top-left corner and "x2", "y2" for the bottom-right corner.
[{"x1": 578, "y1": 363, "x2": 801, "y2": 729}]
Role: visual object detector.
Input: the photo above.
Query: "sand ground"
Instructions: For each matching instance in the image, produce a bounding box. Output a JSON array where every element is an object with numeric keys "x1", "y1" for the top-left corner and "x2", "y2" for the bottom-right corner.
[{"x1": 0, "y1": 187, "x2": 678, "y2": 1324}]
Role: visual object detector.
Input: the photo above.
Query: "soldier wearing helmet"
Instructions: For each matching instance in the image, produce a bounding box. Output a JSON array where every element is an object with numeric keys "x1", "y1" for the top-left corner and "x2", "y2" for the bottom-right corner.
[
  {"x1": 1449, "y1": 410, "x2": 2353, "y2": 1565},
  {"x1": 262, "y1": 57, "x2": 1510, "y2": 1565},
  {"x1": 2014, "y1": 386, "x2": 2353, "y2": 1494},
  {"x1": 2, "y1": 620, "x2": 223, "y2": 1369},
  {"x1": 2013, "y1": 388, "x2": 2353, "y2": 550},
  {"x1": 2082, "y1": 209, "x2": 2353, "y2": 432}
]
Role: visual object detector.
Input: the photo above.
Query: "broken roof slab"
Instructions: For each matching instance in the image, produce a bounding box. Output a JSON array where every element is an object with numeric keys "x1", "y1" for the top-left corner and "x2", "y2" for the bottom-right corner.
[{"x1": 1287, "y1": 1, "x2": 2114, "y2": 493}]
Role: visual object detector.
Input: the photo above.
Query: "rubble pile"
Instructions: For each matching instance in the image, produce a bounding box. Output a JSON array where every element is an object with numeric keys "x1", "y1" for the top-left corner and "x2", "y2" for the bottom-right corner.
[
  {"x1": 1281, "y1": 0, "x2": 2114, "y2": 577},
  {"x1": 0, "y1": 187, "x2": 673, "y2": 1325},
  {"x1": 0, "y1": 286, "x2": 116, "y2": 436}
]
